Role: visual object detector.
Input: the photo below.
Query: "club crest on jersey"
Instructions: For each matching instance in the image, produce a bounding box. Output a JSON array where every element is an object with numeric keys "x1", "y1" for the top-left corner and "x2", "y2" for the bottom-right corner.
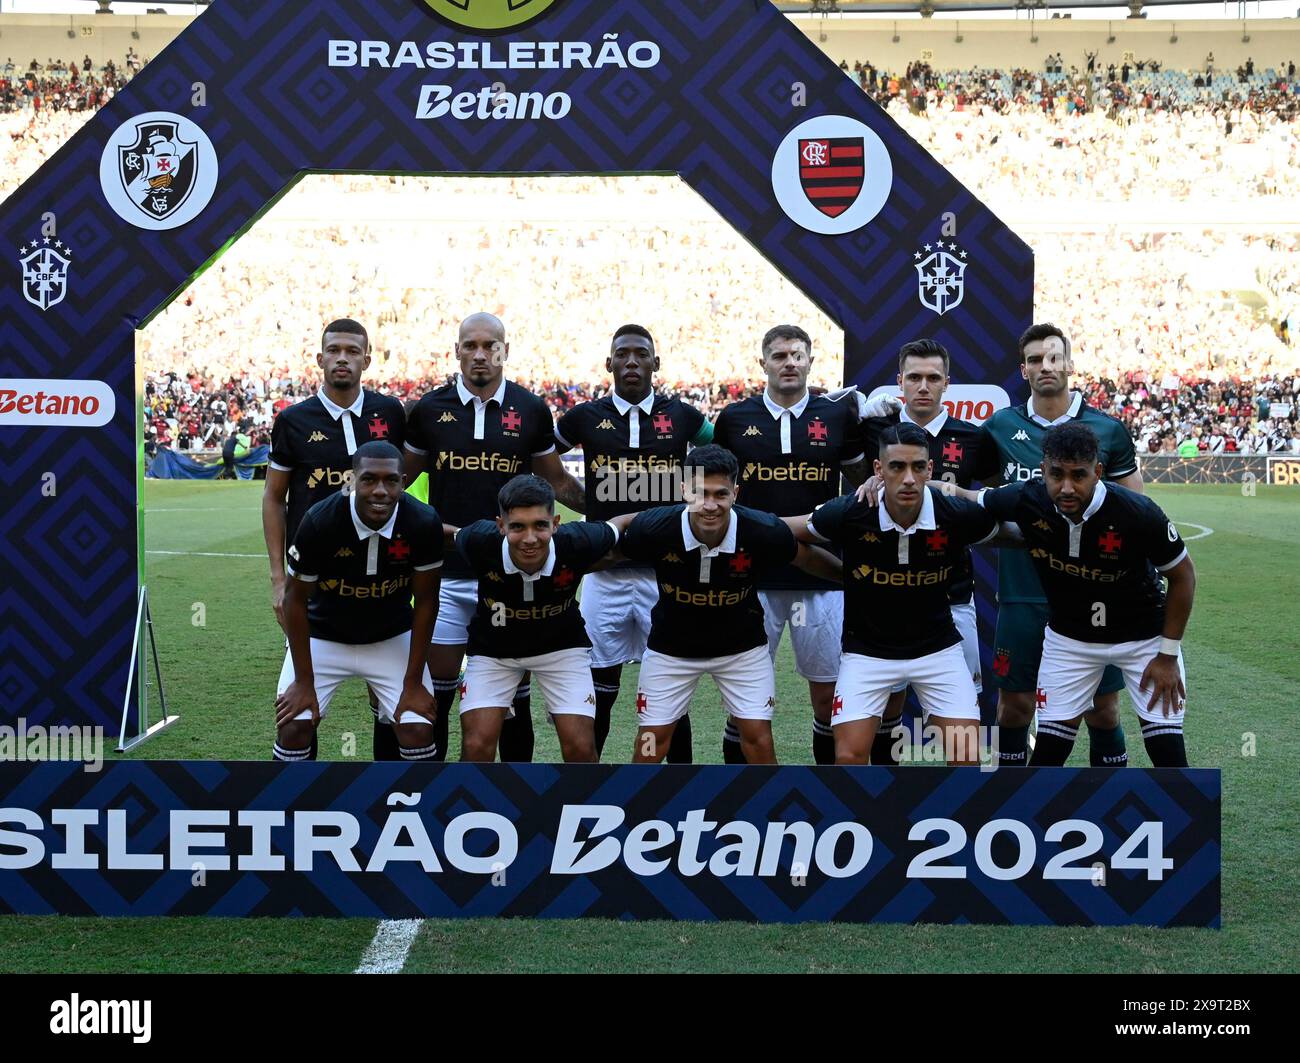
[
  {"x1": 501, "y1": 408, "x2": 522, "y2": 434},
  {"x1": 914, "y1": 238, "x2": 968, "y2": 316},
  {"x1": 728, "y1": 552, "x2": 753, "y2": 576},
  {"x1": 368, "y1": 417, "x2": 390, "y2": 440},
  {"x1": 387, "y1": 539, "x2": 411, "y2": 562},
  {"x1": 798, "y1": 136, "x2": 865, "y2": 219},
  {"x1": 553, "y1": 567, "x2": 576, "y2": 589},
  {"x1": 925, "y1": 529, "x2": 949, "y2": 552},
  {"x1": 1098, "y1": 529, "x2": 1123, "y2": 556},
  {"x1": 653, "y1": 413, "x2": 673, "y2": 436},
  {"x1": 942, "y1": 440, "x2": 964, "y2": 462},
  {"x1": 19, "y1": 239, "x2": 72, "y2": 311},
  {"x1": 743, "y1": 426, "x2": 762, "y2": 437},
  {"x1": 806, "y1": 418, "x2": 828, "y2": 443}
]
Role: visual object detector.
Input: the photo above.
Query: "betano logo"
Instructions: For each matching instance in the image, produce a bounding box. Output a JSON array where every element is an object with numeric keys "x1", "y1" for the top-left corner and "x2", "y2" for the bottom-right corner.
[
  {"x1": 865, "y1": 383, "x2": 1010, "y2": 426},
  {"x1": 422, "y1": 0, "x2": 562, "y2": 33},
  {"x1": 0, "y1": 378, "x2": 114, "y2": 427}
]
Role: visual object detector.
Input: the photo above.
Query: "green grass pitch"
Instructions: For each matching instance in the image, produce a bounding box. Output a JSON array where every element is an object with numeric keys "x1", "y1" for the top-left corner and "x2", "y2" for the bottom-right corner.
[{"x1": 1, "y1": 480, "x2": 1297, "y2": 972}]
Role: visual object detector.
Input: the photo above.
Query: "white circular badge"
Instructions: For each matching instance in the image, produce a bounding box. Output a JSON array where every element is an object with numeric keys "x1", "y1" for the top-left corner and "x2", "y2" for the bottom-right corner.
[
  {"x1": 99, "y1": 111, "x2": 219, "y2": 231},
  {"x1": 771, "y1": 114, "x2": 893, "y2": 236}
]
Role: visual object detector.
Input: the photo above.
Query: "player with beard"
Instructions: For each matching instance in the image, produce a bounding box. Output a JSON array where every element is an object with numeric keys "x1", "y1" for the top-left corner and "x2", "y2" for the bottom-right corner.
[
  {"x1": 263, "y1": 319, "x2": 406, "y2": 761},
  {"x1": 274, "y1": 442, "x2": 443, "y2": 765},
  {"x1": 403, "y1": 312, "x2": 586, "y2": 763},
  {"x1": 712, "y1": 325, "x2": 895, "y2": 764},
  {"x1": 973, "y1": 324, "x2": 1143, "y2": 769},
  {"x1": 553, "y1": 324, "x2": 713, "y2": 762},
  {"x1": 858, "y1": 339, "x2": 986, "y2": 765}
]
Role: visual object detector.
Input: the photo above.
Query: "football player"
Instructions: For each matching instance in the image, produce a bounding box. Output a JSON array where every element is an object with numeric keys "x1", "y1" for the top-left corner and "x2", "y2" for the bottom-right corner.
[
  {"x1": 553, "y1": 324, "x2": 713, "y2": 762},
  {"x1": 263, "y1": 318, "x2": 407, "y2": 760},
  {"x1": 273, "y1": 442, "x2": 442, "y2": 763},
  {"x1": 403, "y1": 312, "x2": 586, "y2": 762},
  {"x1": 618, "y1": 445, "x2": 842, "y2": 764}
]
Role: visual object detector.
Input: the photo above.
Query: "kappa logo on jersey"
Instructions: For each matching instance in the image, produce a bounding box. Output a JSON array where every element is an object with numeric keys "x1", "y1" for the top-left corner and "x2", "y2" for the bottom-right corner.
[
  {"x1": 772, "y1": 114, "x2": 892, "y2": 235},
  {"x1": 19, "y1": 238, "x2": 72, "y2": 311},
  {"x1": 368, "y1": 417, "x2": 390, "y2": 440},
  {"x1": 914, "y1": 237, "x2": 968, "y2": 316},
  {"x1": 484, "y1": 571, "x2": 503, "y2": 582},
  {"x1": 1013, "y1": 430, "x2": 1031, "y2": 442},
  {"x1": 334, "y1": 546, "x2": 354, "y2": 558},
  {"x1": 501, "y1": 408, "x2": 522, "y2": 434},
  {"x1": 99, "y1": 112, "x2": 218, "y2": 230},
  {"x1": 1033, "y1": 519, "x2": 1052, "y2": 531},
  {"x1": 597, "y1": 419, "x2": 616, "y2": 430},
  {"x1": 584, "y1": 693, "x2": 596, "y2": 706},
  {"x1": 764, "y1": 696, "x2": 776, "y2": 708},
  {"x1": 662, "y1": 552, "x2": 682, "y2": 564},
  {"x1": 728, "y1": 552, "x2": 752, "y2": 576},
  {"x1": 653, "y1": 413, "x2": 674, "y2": 436},
  {"x1": 807, "y1": 418, "x2": 829, "y2": 443},
  {"x1": 743, "y1": 426, "x2": 762, "y2": 437},
  {"x1": 1098, "y1": 530, "x2": 1123, "y2": 556},
  {"x1": 860, "y1": 532, "x2": 880, "y2": 543},
  {"x1": 992, "y1": 649, "x2": 1011, "y2": 677},
  {"x1": 438, "y1": 412, "x2": 458, "y2": 423},
  {"x1": 308, "y1": 431, "x2": 328, "y2": 443},
  {"x1": 421, "y1": 0, "x2": 563, "y2": 33}
]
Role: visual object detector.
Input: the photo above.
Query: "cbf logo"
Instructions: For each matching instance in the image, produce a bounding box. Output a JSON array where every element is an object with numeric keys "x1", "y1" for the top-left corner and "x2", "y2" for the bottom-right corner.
[
  {"x1": 19, "y1": 238, "x2": 72, "y2": 311},
  {"x1": 99, "y1": 112, "x2": 219, "y2": 231},
  {"x1": 914, "y1": 238, "x2": 969, "y2": 316},
  {"x1": 772, "y1": 114, "x2": 892, "y2": 236},
  {"x1": 422, "y1": 0, "x2": 562, "y2": 32}
]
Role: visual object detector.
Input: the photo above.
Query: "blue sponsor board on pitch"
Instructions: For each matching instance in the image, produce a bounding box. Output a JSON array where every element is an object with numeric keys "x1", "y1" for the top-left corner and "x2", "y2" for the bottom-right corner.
[{"x1": 0, "y1": 763, "x2": 1220, "y2": 926}]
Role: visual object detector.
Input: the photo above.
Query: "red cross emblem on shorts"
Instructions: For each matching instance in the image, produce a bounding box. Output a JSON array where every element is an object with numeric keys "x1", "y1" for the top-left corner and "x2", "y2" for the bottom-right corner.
[
  {"x1": 926, "y1": 529, "x2": 949, "y2": 551},
  {"x1": 653, "y1": 413, "x2": 673, "y2": 435},
  {"x1": 728, "y1": 552, "x2": 752, "y2": 575},
  {"x1": 387, "y1": 539, "x2": 410, "y2": 562},
  {"x1": 992, "y1": 649, "x2": 1011, "y2": 677},
  {"x1": 368, "y1": 417, "x2": 389, "y2": 440},
  {"x1": 831, "y1": 693, "x2": 843, "y2": 716},
  {"x1": 635, "y1": 692, "x2": 647, "y2": 713},
  {"x1": 1098, "y1": 530, "x2": 1123, "y2": 555},
  {"x1": 807, "y1": 418, "x2": 828, "y2": 441},
  {"x1": 1035, "y1": 688, "x2": 1048, "y2": 709},
  {"x1": 459, "y1": 681, "x2": 468, "y2": 698},
  {"x1": 942, "y1": 440, "x2": 963, "y2": 462},
  {"x1": 553, "y1": 567, "x2": 575, "y2": 589},
  {"x1": 501, "y1": 409, "x2": 522, "y2": 432}
]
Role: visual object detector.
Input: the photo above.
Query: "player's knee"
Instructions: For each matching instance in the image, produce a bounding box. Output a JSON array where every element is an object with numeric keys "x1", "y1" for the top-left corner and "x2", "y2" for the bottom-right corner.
[
  {"x1": 1085, "y1": 695, "x2": 1121, "y2": 728},
  {"x1": 835, "y1": 743, "x2": 870, "y2": 766},
  {"x1": 394, "y1": 721, "x2": 434, "y2": 748},
  {"x1": 561, "y1": 733, "x2": 596, "y2": 763},
  {"x1": 460, "y1": 732, "x2": 496, "y2": 762},
  {"x1": 277, "y1": 719, "x2": 314, "y2": 748},
  {"x1": 997, "y1": 692, "x2": 1034, "y2": 727}
]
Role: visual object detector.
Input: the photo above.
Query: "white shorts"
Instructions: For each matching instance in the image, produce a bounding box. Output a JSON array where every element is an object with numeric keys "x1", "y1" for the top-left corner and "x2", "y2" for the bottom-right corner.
[
  {"x1": 886, "y1": 602, "x2": 981, "y2": 696},
  {"x1": 276, "y1": 631, "x2": 435, "y2": 725},
  {"x1": 460, "y1": 647, "x2": 596, "y2": 719},
  {"x1": 432, "y1": 577, "x2": 478, "y2": 645},
  {"x1": 635, "y1": 644, "x2": 776, "y2": 727},
  {"x1": 832, "y1": 643, "x2": 979, "y2": 726},
  {"x1": 759, "y1": 589, "x2": 842, "y2": 683},
  {"x1": 950, "y1": 599, "x2": 983, "y2": 694},
  {"x1": 1036, "y1": 627, "x2": 1187, "y2": 726},
  {"x1": 580, "y1": 567, "x2": 658, "y2": 668}
]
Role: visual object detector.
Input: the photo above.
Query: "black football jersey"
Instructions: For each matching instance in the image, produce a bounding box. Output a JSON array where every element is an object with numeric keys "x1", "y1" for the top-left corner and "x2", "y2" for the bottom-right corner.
[
  {"x1": 861, "y1": 410, "x2": 984, "y2": 604},
  {"x1": 286, "y1": 491, "x2": 443, "y2": 644},
  {"x1": 619, "y1": 504, "x2": 798, "y2": 659},
  {"x1": 809, "y1": 490, "x2": 997, "y2": 660},
  {"x1": 457, "y1": 519, "x2": 618, "y2": 658},
  {"x1": 405, "y1": 378, "x2": 556, "y2": 579},
  {"x1": 979, "y1": 480, "x2": 1187, "y2": 644},
  {"x1": 554, "y1": 393, "x2": 706, "y2": 523},
  {"x1": 270, "y1": 389, "x2": 406, "y2": 546},
  {"x1": 713, "y1": 392, "x2": 865, "y2": 591}
]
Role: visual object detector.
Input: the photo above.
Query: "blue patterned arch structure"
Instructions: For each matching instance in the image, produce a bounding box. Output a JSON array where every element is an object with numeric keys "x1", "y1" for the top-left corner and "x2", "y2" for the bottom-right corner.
[{"x1": 0, "y1": 0, "x2": 1031, "y2": 732}]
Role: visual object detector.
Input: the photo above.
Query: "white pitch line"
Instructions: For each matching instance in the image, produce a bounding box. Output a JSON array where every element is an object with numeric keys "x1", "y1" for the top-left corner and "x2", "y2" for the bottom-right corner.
[
  {"x1": 1175, "y1": 522, "x2": 1215, "y2": 541},
  {"x1": 146, "y1": 549, "x2": 264, "y2": 559},
  {"x1": 146, "y1": 507, "x2": 262, "y2": 512},
  {"x1": 355, "y1": 919, "x2": 424, "y2": 974}
]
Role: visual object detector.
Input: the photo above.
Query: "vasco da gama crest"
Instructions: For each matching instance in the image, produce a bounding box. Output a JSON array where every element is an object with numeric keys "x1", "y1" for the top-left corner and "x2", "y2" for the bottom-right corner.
[{"x1": 117, "y1": 120, "x2": 199, "y2": 222}]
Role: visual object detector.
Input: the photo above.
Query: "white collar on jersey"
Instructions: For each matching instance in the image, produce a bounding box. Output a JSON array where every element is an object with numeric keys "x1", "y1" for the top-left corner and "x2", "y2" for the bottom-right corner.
[
  {"x1": 455, "y1": 374, "x2": 508, "y2": 409},
  {"x1": 901, "y1": 405, "x2": 949, "y2": 437},
  {"x1": 762, "y1": 388, "x2": 810, "y2": 421},
  {"x1": 879, "y1": 485, "x2": 937, "y2": 535},
  {"x1": 317, "y1": 387, "x2": 364, "y2": 421},
  {"x1": 1027, "y1": 390, "x2": 1084, "y2": 427},
  {"x1": 681, "y1": 506, "x2": 737, "y2": 557},
  {"x1": 610, "y1": 390, "x2": 655, "y2": 418},
  {"x1": 1058, "y1": 480, "x2": 1108, "y2": 525},
  {"x1": 350, "y1": 491, "x2": 399, "y2": 541},
  {"x1": 501, "y1": 534, "x2": 557, "y2": 581}
]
